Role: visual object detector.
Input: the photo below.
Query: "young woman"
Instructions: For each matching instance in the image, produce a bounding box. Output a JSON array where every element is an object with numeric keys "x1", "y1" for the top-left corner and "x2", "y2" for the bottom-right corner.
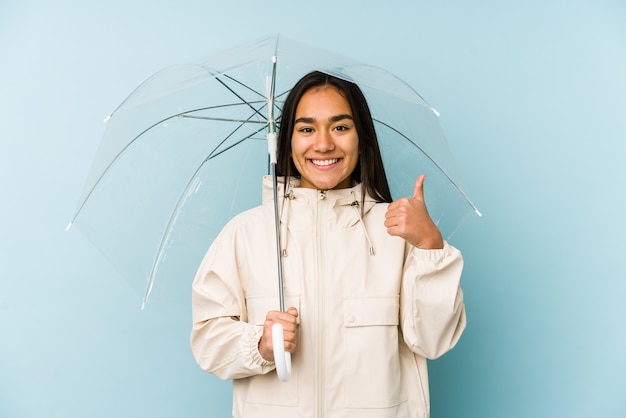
[{"x1": 191, "y1": 71, "x2": 466, "y2": 418}]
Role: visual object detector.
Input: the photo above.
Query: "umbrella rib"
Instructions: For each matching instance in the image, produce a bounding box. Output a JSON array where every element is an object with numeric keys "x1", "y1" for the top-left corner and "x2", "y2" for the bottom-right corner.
[
  {"x1": 69, "y1": 115, "x2": 179, "y2": 227},
  {"x1": 222, "y1": 74, "x2": 266, "y2": 99},
  {"x1": 176, "y1": 99, "x2": 269, "y2": 122},
  {"x1": 180, "y1": 115, "x2": 266, "y2": 124},
  {"x1": 142, "y1": 161, "x2": 206, "y2": 307},
  {"x1": 204, "y1": 104, "x2": 270, "y2": 159},
  {"x1": 374, "y1": 118, "x2": 481, "y2": 215},
  {"x1": 211, "y1": 74, "x2": 288, "y2": 128},
  {"x1": 142, "y1": 123, "x2": 268, "y2": 306},
  {"x1": 70, "y1": 106, "x2": 268, "y2": 306},
  {"x1": 69, "y1": 105, "x2": 266, "y2": 227},
  {"x1": 215, "y1": 76, "x2": 269, "y2": 123},
  {"x1": 207, "y1": 124, "x2": 268, "y2": 160},
  {"x1": 220, "y1": 73, "x2": 289, "y2": 120}
]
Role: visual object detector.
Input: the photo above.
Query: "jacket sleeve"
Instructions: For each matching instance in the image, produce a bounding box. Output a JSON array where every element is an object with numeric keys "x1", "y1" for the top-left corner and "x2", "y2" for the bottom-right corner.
[
  {"x1": 399, "y1": 241, "x2": 466, "y2": 360},
  {"x1": 190, "y1": 222, "x2": 276, "y2": 380}
]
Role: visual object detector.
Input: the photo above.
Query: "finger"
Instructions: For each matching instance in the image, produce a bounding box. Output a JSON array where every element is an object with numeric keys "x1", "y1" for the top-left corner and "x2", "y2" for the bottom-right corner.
[
  {"x1": 269, "y1": 308, "x2": 298, "y2": 334},
  {"x1": 386, "y1": 197, "x2": 411, "y2": 214},
  {"x1": 286, "y1": 307, "x2": 299, "y2": 318},
  {"x1": 283, "y1": 327, "x2": 298, "y2": 342},
  {"x1": 280, "y1": 320, "x2": 298, "y2": 353},
  {"x1": 265, "y1": 310, "x2": 279, "y2": 322},
  {"x1": 412, "y1": 174, "x2": 426, "y2": 201},
  {"x1": 284, "y1": 338, "x2": 298, "y2": 353},
  {"x1": 280, "y1": 321, "x2": 298, "y2": 334},
  {"x1": 268, "y1": 309, "x2": 296, "y2": 322},
  {"x1": 277, "y1": 310, "x2": 298, "y2": 326}
]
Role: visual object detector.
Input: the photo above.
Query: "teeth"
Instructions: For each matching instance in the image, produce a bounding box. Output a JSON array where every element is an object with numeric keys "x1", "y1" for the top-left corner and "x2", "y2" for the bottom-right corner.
[{"x1": 311, "y1": 158, "x2": 338, "y2": 166}]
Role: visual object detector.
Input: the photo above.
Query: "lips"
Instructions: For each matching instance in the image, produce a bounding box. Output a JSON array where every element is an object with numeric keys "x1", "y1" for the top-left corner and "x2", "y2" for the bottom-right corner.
[{"x1": 310, "y1": 158, "x2": 339, "y2": 167}]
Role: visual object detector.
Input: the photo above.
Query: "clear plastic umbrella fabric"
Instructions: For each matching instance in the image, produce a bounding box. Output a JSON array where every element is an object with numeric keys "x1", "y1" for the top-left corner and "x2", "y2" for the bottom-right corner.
[{"x1": 67, "y1": 34, "x2": 481, "y2": 307}]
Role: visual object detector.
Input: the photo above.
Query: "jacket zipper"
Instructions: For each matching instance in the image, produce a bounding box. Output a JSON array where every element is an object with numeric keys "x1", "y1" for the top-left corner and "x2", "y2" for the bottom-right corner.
[{"x1": 316, "y1": 190, "x2": 327, "y2": 417}]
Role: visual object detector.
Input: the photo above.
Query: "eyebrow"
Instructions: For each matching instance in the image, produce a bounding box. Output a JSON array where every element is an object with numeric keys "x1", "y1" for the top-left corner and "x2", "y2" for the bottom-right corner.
[{"x1": 294, "y1": 114, "x2": 354, "y2": 124}]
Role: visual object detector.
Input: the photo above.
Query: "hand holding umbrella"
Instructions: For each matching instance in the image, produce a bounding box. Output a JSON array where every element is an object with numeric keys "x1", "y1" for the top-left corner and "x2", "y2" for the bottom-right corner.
[
  {"x1": 384, "y1": 174, "x2": 444, "y2": 250},
  {"x1": 259, "y1": 307, "x2": 299, "y2": 382}
]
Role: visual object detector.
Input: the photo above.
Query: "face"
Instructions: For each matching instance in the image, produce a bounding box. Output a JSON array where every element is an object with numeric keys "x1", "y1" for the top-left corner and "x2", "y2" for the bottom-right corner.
[{"x1": 290, "y1": 86, "x2": 359, "y2": 190}]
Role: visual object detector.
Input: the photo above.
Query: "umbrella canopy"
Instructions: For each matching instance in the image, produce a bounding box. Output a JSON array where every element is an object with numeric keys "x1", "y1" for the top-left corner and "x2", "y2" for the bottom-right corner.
[{"x1": 67, "y1": 34, "x2": 480, "y2": 307}]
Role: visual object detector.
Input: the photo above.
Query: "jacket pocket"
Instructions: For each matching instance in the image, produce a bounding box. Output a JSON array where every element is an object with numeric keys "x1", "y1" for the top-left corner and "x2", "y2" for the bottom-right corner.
[
  {"x1": 343, "y1": 296, "x2": 407, "y2": 408},
  {"x1": 243, "y1": 295, "x2": 300, "y2": 407}
]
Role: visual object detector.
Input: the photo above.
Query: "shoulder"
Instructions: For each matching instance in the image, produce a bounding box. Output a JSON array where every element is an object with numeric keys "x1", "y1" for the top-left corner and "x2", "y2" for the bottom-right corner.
[
  {"x1": 218, "y1": 204, "x2": 273, "y2": 237},
  {"x1": 207, "y1": 205, "x2": 272, "y2": 255}
]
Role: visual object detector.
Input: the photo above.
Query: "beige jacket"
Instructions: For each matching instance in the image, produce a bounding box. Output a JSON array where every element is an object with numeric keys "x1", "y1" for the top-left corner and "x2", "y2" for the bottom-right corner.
[{"x1": 191, "y1": 177, "x2": 466, "y2": 418}]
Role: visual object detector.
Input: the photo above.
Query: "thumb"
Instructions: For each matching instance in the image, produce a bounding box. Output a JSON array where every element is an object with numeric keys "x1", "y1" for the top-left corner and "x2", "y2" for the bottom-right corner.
[{"x1": 413, "y1": 174, "x2": 426, "y2": 200}]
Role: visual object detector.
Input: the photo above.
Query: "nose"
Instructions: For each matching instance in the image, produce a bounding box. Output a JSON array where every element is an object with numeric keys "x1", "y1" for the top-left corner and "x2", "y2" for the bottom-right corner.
[{"x1": 313, "y1": 129, "x2": 334, "y2": 152}]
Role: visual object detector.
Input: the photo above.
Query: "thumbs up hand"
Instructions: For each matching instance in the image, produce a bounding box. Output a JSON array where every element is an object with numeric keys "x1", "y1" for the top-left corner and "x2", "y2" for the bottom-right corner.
[{"x1": 384, "y1": 174, "x2": 444, "y2": 249}]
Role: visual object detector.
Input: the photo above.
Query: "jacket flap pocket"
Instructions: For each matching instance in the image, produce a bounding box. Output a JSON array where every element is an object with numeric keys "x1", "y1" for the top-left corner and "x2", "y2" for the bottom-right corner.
[
  {"x1": 246, "y1": 295, "x2": 301, "y2": 326},
  {"x1": 343, "y1": 296, "x2": 399, "y2": 327}
]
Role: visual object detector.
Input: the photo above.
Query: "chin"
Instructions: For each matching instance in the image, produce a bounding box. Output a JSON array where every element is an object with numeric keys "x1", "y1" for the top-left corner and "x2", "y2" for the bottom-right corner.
[{"x1": 318, "y1": 182, "x2": 345, "y2": 190}]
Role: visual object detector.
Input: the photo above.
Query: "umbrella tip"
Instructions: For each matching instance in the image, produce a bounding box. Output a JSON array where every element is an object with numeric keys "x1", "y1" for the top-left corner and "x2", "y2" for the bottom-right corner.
[
  {"x1": 65, "y1": 221, "x2": 73, "y2": 231},
  {"x1": 431, "y1": 107, "x2": 441, "y2": 117},
  {"x1": 103, "y1": 114, "x2": 112, "y2": 123},
  {"x1": 474, "y1": 208, "x2": 483, "y2": 217}
]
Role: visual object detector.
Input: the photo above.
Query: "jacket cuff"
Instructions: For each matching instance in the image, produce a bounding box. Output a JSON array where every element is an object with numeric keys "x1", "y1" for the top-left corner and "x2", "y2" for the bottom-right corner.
[
  {"x1": 248, "y1": 325, "x2": 275, "y2": 368},
  {"x1": 409, "y1": 241, "x2": 458, "y2": 263}
]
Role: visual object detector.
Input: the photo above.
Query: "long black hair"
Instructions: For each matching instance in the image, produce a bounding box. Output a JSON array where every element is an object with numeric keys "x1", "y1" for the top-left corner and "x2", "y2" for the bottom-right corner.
[{"x1": 276, "y1": 71, "x2": 392, "y2": 203}]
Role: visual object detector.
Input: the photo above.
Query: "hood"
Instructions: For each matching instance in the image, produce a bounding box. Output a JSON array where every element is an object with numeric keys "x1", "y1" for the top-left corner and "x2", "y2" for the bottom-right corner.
[
  {"x1": 261, "y1": 175, "x2": 378, "y2": 214},
  {"x1": 261, "y1": 175, "x2": 381, "y2": 256}
]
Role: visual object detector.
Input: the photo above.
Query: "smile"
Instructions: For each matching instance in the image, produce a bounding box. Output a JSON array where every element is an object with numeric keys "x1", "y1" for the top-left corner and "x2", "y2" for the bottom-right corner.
[{"x1": 310, "y1": 158, "x2": 340, "y2": 167}]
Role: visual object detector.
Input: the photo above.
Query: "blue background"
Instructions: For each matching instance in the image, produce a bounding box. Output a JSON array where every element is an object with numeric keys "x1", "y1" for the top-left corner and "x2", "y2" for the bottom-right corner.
[{"x1": 1, "y1": 1, "x2": 624, "y2": 417}]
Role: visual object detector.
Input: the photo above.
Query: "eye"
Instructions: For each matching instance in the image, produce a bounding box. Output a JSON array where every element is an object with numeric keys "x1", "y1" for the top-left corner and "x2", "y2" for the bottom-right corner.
[
  {"x1": 298, "y1": 127, "x2": 314, "y2": 133},
  {"x1": 334, "y1": 125, "x2": 349, "y2": 131}
]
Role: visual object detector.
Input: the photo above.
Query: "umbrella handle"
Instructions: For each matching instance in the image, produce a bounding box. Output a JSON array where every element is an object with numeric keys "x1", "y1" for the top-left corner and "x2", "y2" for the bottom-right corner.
[{"x1": 271, "y1": 323, "x2": 291, "y2": 382}]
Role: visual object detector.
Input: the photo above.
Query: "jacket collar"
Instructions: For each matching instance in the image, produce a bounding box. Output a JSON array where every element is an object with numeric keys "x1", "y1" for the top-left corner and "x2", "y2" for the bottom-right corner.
[
  {"x1": 261, "y1": 175, "x2": 378, "y2": 213},
  {"x1": 261, "y1": 175, "x2": 379, "y2": 256}
]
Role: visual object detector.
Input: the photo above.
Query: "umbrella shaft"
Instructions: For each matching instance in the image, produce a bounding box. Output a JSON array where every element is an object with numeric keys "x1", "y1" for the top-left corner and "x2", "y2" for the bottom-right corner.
[{"x1": 271, "y1": 162, "x2": 286, "y2": 312}]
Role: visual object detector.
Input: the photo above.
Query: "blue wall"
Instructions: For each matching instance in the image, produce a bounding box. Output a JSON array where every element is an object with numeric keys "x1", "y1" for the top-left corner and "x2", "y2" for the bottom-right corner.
[{"x1": 1, "y1": 1, "x2": 624, "y2": 417}]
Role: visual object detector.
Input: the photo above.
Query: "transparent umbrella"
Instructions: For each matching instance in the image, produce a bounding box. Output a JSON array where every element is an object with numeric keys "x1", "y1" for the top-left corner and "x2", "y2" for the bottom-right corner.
[{"x1": 67, "y1": 33, "x2": 480, "y2": 314}]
